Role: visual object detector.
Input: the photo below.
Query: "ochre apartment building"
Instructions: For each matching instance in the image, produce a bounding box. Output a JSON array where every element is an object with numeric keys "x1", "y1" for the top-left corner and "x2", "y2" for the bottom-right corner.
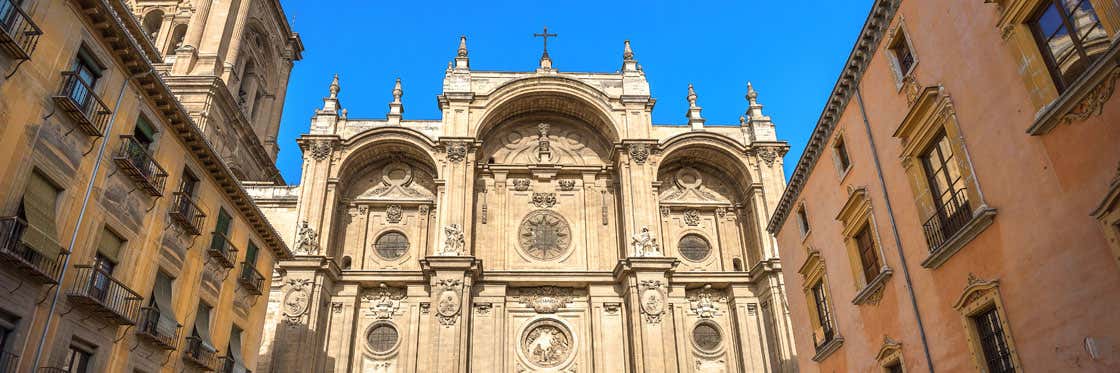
[
  {"x1": 770, "y1": 0, "x2": 1120, "y2": 372},
  {"x1": 0, "y1": 0, "x2": 299, "y2": 372}
]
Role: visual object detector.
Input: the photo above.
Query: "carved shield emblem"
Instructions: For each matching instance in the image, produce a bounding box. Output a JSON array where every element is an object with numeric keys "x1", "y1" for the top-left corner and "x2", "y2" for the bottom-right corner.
[
  {"x1": 640, "y1": 288, "x2": 663, "y2": 316},
  {"x1": 437, "y1": 289, "x2": 460, "y2": 317}
]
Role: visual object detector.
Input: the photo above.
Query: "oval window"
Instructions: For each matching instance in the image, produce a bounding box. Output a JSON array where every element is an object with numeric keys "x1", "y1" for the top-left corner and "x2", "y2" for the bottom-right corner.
[
  {"x1": 692, "y1": 323, "x2": 721, "y2": 352},
  {"x1": 678, "y1": 234, "x2": 711, "y2": 261},
  {"x1": 374, "y1": 232, "x2": 408, "y2": 260},
  {"x1": 367, "y1": 324, "x2": 399, "y2": 353}
]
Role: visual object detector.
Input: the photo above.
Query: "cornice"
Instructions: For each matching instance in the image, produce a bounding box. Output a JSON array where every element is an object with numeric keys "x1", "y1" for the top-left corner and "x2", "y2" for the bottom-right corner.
[{"x1": 767, "y1": 0, "x2": 902, "y2": 234}]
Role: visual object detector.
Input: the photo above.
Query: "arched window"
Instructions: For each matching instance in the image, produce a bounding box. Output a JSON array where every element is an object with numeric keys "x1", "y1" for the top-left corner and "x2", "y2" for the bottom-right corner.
[
  {"x1": 142, "y1": 10, "x2": 164, "y2": 41},
  {"x1": 168, "y1": 24, "x2": 187, "y2": 52},
  {"x1": 374, "y1": 232, "x2": 408, "y2": 260}
]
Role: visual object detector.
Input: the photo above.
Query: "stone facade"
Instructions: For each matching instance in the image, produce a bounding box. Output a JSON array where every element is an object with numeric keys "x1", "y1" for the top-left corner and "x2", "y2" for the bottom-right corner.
[
  {"x1": 769, "y1": 0, "x2": 1120, "y2": 372},
  {"x1": 249, "y1": 39, "x2": 797, "y2": 372},
  {"x1": 0, "y1": 0, "x2": 294, "y2": 372}
]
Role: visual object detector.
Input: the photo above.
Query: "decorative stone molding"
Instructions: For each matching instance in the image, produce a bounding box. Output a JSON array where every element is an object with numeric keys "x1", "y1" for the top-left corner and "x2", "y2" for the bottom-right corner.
[
  {"x1": 1060, "y1": 66, "x2": 1120, "y2": 126},
  {"x1": 435, "y1": 278, "x2": 463, "y2": 326},
  {"x1": 475, "y1": 302, "x2": 493, "y2": 315},
  {"x1": 513, "y1": 286, "x2": 575, "y2": 313},
  {"x1": 683, "y1": 209, "x2": 701, "y2": 226},
  {"x1": 603, "y1": 302, "x2": 622, "y2": 315},
  {"x1": 444, "y1": 142, "x2": 470, "y2": 163},
  {"x1": 660, "y1": 206, "x2": 670, "y2": 217},
  {"x1": 518, "y1": 210, "x2": 572, "y2": 261},
  {"x1": 639, "y1": 280, "x2": 667, "y2": 324},
  {"x1": 628, "y1": 143, "x2": 650, "y2": 164},
  {"x1": 331, "y1": 302, "x2": 344, "y2": 314},
  {"x1": 530, "y1": 192, "x2": 558, "y2": 208},
  {"x1": 363, "y1": 283, "x2": 405, "y2": 320},
  {"x1": 557, "y1": 179, "x2": 576, "y2": 191},
  {"x1": 755, "y1": 146, "x2": 781, "y2": 168},
  {"x1": 852, "y1": 267, "x2": 893, "y2": 305},
  {"x1": 308, "y1": 139, "x2": 333, "y2": 161},
  {"x1": 512, "y1": 178, "x2": 531, "y2": 191},
  {"x1": 520, "y1": 319, "x2": 575, "y2": 369},
  {"x1": 687, "y1": 284, "x2": 727, "y2": 318},
  {"x1": 295, "y1": 220, "x2": 320, "y2": 255},
  {"x1": 282, "y1": 278, "x2": 314, "y2": 325},
  {"x1": 439, "y1": 224, "x2": 464, "y2": 256},
  {"x1": 875, "y1": 336, "x2": 904, "y2": 368},
  {"x1": 385, "y1": 204, "x2": 402, "y2": 224}
]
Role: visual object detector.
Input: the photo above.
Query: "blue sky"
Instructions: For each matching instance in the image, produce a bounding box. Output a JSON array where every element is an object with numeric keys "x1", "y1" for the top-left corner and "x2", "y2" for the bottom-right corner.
[{"x1": 274, "y1": 0, "x2": 873, "y2": 183}]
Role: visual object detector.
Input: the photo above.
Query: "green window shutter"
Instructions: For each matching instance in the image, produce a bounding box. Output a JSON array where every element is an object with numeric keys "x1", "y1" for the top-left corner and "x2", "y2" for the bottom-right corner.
[
  {"x1": 134, "y1": 116, "x2": 156, "y2": 145},
  {"x1": 21, "y1": 172, "x2": 62, "y2": 256},
  {"x1": 245, "y1": 241, "x2": 259, "y2": 265},
  {"x1": 215, "y1": 209, "x2": 231, "y2": 235},
  {"x1": 97, "y1": 228, "x2": 124, "y2": 262}
]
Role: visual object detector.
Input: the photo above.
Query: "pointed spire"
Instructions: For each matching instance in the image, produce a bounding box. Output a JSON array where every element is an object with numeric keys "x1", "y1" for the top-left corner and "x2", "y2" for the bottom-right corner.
[
  {"x1": 457, "y1": 35, "x2": 468, "y2": 57},
  {"x1": 744, "y1": 81, "x2": 775, "y2": 141},
  {"x1": 687, "y1": 83, "x2": 698, "y2": 107},
  {"x1": 685, "y1": 83, "x2": 704, "y2": 130},
  {"x1": 622, "y1": 40, "x2": 639, "y2": 72},
  {"x1": 746, "y1": 81, "x2": 758, "y2": 106},
  {"x1": 329, "y1": 73, "x2": 340, "y2": 99},
  {"x1": 387, "y1": 78, "x2": 404, "y2": 125},
  {"x1": 453, "y1": 35, "x2": 470, "y2": 70},
  {"x1": 392, "y1": 77, "x2": 403, "y2": 103},
  {"x1": 745, "y1": 81, "x2": 766, "y2": 120}
]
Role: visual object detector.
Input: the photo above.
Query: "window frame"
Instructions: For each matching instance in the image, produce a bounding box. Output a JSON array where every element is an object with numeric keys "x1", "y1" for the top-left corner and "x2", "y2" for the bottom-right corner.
[
  {"x1": 372, "y1": 230, "x2": 409, "y2": 260},
  {"x1": 795, "y1": 204, "x2": 811, "y2": 239},
  {"x1": 836, "y1": 188, "x2": 894, "y2": 305},
  {"x1": 833, "y1": 134, "x2": 853, "y2": 178},
  {"x1": 1027, "y1": 0, "x2": 1109, "y2": 92},
  {"x1": 885, "y1": 18, "x2": 919, "y2": 89},
  {"x1": 797, "y1": 250, "x2": 843, "y2": 362},
  {"x1": 953, "y1": 276, "x2": 1022, "y2": 373}
]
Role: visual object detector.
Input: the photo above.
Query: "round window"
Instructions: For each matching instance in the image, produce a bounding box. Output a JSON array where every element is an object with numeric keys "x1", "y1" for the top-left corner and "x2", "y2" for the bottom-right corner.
[
  {"x1": 374, "y1": 232, "x2": 408, "y2": 260},
  {"x1": 367, "y1": 324, "x2": 399, "y2": 353},
  {"x1": 692, "y1": 323, "x2": 721, "y2": 352},
  {"x1": 678, "y1": 234, "x2": 711, "y2": 261}
]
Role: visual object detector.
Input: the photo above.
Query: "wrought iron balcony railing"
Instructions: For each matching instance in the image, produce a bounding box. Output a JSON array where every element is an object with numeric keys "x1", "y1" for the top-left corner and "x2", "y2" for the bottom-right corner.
[
  {"x1": 169, "y1": 192, "x2": 206, "y2": 236},
  {"x1": 136, "y1": 306, "x2": 180, "y2": 350},
  {"x1": 112, "y1": 135, "x2": 168, "y2": 196},
  {"x1": 0, "y1": 350, "x2": 18, "y2": 373},
  {"x1": 922, "y1": 187, "x2": 973, "y2": 253},
  {"x1": 52, "y1": 71, "x2": 111, "y2": 137},
  {"x1": 66, "y1": 265, "x2": 143, "y2": 325},
  {"x1": 183, "y1": 336, "x2": 218, "y2": 371},
  {"x1": 207, "y1": 232, "x2": 238, "y2": 269},
  {"x1": 238, "y1": 261, "x2": 264, "y2": 295},
  {"x1": 0, "y1": 217, "x2": 67, "y2": 284},
  {"x1": 0, "y1": 0, "x2": 40, "y2": 60}
]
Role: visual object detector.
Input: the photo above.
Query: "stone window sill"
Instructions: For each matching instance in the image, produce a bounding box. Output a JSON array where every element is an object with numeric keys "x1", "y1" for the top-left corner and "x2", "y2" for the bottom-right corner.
[
  {"x1": 921, "y1": 207, "x2": 997, "y2": 269},
  {"x1": 852, "y1": 267, "x2": 893, "y2": 305},
  {"x1": 811, "y1": 335, "x2": 845, "y2": 362},
  {"x1": 1028, "y1": 37, "x2": 1120, "y2": 135}
]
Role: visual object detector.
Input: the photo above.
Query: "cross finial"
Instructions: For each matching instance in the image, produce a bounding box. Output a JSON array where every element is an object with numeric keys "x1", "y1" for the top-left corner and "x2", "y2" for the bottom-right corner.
[{"x1": 534, "y1": 26, "x2": 558, "y2": 57}]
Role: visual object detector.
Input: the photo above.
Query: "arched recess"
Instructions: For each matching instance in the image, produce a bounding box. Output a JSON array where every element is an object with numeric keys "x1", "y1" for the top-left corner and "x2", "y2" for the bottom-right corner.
[
  {"x1": 142, "y1": 10, "x2": 164, "y2": 41},
  {"x1": 166, "y1": 23, "x2": 187, "y2": 53},
  {"x1": 330, "y1": 130, "x2": 440, "y2": 270},
  {"x1": 656, "y1": 136, "x2": 763, "y2": 269},
  {"x1": 471, "y1": 81, "x2": 623, "y2": 270}
]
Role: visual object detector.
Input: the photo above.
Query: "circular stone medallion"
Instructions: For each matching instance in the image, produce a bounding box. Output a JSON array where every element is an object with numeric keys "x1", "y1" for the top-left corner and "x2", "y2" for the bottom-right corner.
[
  {"x1": 518, "y1": 210, "x2": 572, "y2": 261},
  {"x1": 521, "y1": 319, "x2": 574, "y2": 368}
]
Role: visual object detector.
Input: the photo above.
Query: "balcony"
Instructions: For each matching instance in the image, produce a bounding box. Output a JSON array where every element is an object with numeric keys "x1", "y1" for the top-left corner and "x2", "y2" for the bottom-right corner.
[
  {"x1": 169, "y1": 192, "x2": 206, "y2": 236},
  {"x1": 183, "y1": 336, "x2": 218, "y2": 371},
  {"x1": 0, "y1": 0, "x2": 40, "y2": 61},
  {"x1": 921, "y1": 188, "x2": 972, "y2": 253},
  {"x1": 136, "y1": 307, "x2": 180, "y2": 350},
  {"x1": 237, "y1": 261, "x2": 264, "y2": 295},
  {"x1": 66, "y1": 265, "x2": 143, "y2": 325},
  {"x1": 217, "y1": 355, "x2": 235, "y2": 373},
  {"x1": 112, "y1": 136, "x2": 168, "y2": 196},
  {"x1": 207, "y1": 232, "x2": 238, "y2": 269},
  {"x1": 0, "y1": 350, "x2": 18, "y2": 373},
  {"x1": 0, "y1": 217, "x2": 67, "y2": 284},
  {"x1": 51, "y1": 71, "x2": 111, "y2": 137}
]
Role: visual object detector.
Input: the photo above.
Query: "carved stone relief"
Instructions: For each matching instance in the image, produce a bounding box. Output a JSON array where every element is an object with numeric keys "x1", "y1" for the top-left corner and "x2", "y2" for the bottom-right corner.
[
  {"x1": 557, "y1": 179, "x2": 576, "y2": 191},
  {"x1": 294, "y1": 220, "x2": 320, "y2": 255},
  {"x1": 385, "y1": 204, "x2": 402, "y2": 224},
  {"x1": 683, "y1": 209, "x2": 701, "y2": 226},
  {"x1": 363, "y1": 283, "x2": 406, "y2": 320},
  {"x1": 511, "y1": 178, "x2": 531, "y2": 191},
  {"x1": 687, "y1": 285, "x2": 728, "y2": 319},
  {"x1": 283, "y1": 279, "x2": 314, "y2": 325},
  {"x1": 639, "y1": 280, "x2": 667, "y2": 324},
  {"x1": 628, "y1": 143, "x2": 650, "y2": 164},
  {"x1": 435, "y1": 278, "x2": 463, "y2": 326},
  {"x1": 530, "y1": 192, "x2": 558, "y2": 209},
  {"x1": 521, "y1": 319, "x2": 574, "y2": 369},
  {"x1": 308, "y1": 139, "x2": 333, "y2": 161},
  {"x1": 512, "y1": 286, "x2": 574, "y2": 313},
  {"x1": 631, "y1": 226, "x2": 662, "y2": 257},
  {"x1": 518, "y1": 210, "x2": 572, "y2": 261}
]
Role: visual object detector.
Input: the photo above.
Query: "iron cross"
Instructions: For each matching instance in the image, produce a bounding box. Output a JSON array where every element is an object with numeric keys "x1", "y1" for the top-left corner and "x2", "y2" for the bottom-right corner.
[{"x1": 534, "y1": 26, "x2": 558, "y2": 55}]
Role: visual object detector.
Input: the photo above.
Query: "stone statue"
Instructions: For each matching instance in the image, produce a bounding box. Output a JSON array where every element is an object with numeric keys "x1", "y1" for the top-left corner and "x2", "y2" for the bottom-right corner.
[
  {"x1": 631, "y1": 226, "x2": 662, "y2": 257},
  {"x1": 295, "y1": 220, "x2": 319, "y2": 255},
  {"x1": 440, "y1": 224, "x2": 464, "y2": 256}
]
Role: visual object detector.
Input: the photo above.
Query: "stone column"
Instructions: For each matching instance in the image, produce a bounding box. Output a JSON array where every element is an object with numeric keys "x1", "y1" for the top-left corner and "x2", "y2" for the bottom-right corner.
[
  {"x1": 260, "y1": 257, "x2": 338, "y2": 373},
  {"x1": 419, "y1": 256, "x2": 482, "y2": 373},
  {"x1": 618, "y1": 140, "x2": 659, "y2": 248},
  {"x1": 436, "y1": 139, "x2": 476, "y2": 255},
  {"x1": 614, "y1": 257, "x2": 679, "y2": 373}
]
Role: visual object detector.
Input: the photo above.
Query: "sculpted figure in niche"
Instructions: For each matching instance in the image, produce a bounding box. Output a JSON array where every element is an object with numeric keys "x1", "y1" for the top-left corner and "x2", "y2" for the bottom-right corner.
[
  {"x1": 440, "y1": 224, "x2": 464, "y2": 256},
  {"x1": 522, "y1": 321, "x2": 573, "y2": 368},
  {"x1": 631, "y1": 226, "x2": 662, "y2": 257}
]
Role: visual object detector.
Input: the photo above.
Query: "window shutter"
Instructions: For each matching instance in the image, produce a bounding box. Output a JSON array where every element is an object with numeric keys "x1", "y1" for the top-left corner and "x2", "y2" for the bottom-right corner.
[
  {"x1": 245, "y1": 242, "x2": 259, "y2": 266},
  {"x1": 194, "y1": 304, "x2": 214, "y2": 351},
  {"x1": 154, "y1": 272, "x2": 178, "y2": 336},
  {"x1": 97, "y1": 229, "x2": 124, "y2": 262},
  {"x1": 215, "y1": 209, "x2": 231, "y2": 235},
  {"x1": 135, "y1": 116, "x2": 157, "y2": 144},
  {"x1": 230, "y1": 328, "x2": 247, "y2": 372},
  {"x1": 21, "y1": 172, "x2": 61, "y2": 256}
]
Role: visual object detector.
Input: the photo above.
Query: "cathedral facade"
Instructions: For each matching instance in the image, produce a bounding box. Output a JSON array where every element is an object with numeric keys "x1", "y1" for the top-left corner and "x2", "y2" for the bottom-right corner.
[{"x1": 248, "y1": 38, "x2": 796, "y2": 372}]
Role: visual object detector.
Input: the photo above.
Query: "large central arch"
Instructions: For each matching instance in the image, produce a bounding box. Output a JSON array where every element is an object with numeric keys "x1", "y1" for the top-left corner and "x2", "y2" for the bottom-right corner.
[{"x1": 473, "y1": 76, "x2": 621, "y2": 145}]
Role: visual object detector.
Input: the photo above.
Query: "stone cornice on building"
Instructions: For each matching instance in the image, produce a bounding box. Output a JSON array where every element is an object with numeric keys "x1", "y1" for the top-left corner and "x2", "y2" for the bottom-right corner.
[
  {"x1": 70, "y1": 0, "x2": 293, "y2": 259},
  {"x1": 767, "y1": 0, "x2": 902, "y2": 234}
]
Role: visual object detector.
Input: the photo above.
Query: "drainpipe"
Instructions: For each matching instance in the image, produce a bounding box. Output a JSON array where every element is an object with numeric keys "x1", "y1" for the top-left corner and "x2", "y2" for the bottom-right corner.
[
  {"x1": 29, "y1": 68, "x2": 154, "y2": 370},
  {"x1": 854, "y1": 85, "x2": 936, "y2": 373}
]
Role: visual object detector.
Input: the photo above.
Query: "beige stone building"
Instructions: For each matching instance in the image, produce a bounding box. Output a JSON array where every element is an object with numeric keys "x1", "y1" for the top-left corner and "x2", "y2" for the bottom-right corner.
[
  {"x1": 0, "y1": 0, "x2": 298, "y2": 372},
  {"x1": 249, "y1": 39, "x2": 798, "y2": 372},
  {"x1": 769, "y1": 0, "x2": 1120, "y2": 372}
]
